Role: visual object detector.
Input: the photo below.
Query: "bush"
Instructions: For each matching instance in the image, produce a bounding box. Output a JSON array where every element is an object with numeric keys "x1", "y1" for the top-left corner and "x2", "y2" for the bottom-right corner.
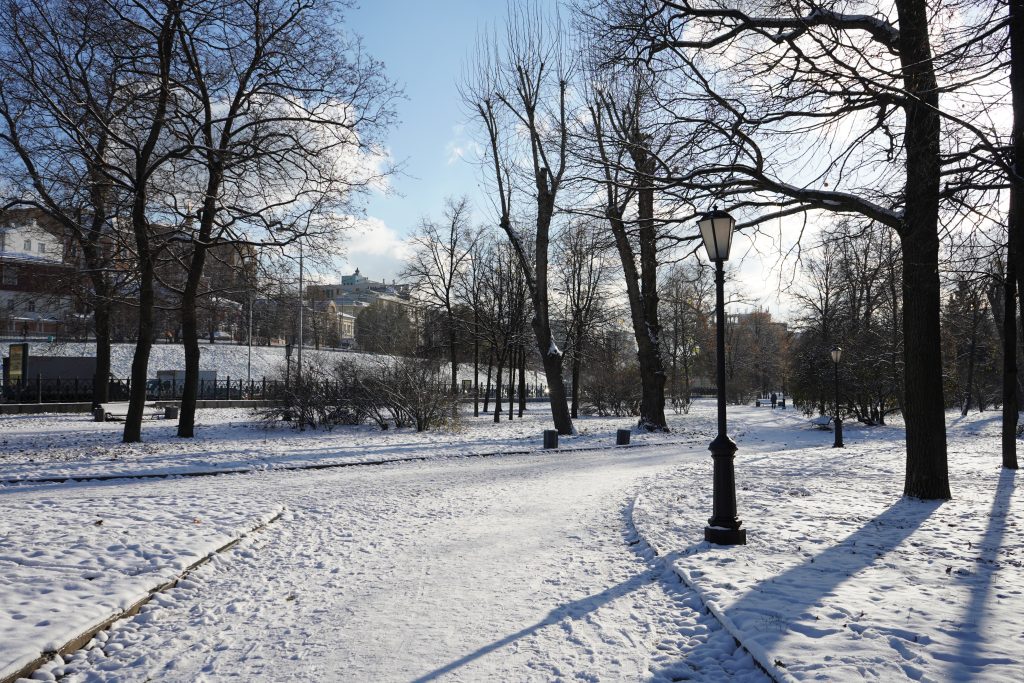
[{"x1": 262, "y1": 356, "x2": 458, "y2": 432}]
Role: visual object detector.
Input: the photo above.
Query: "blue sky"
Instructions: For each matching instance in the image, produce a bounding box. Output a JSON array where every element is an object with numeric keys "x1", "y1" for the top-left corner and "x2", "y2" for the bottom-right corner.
[
  {"x1": 336, "y1": 1, "x2": 513, "y2": 283},
  {"x1": 341, "y1": 1, "x2": 793, "y2": 318}
]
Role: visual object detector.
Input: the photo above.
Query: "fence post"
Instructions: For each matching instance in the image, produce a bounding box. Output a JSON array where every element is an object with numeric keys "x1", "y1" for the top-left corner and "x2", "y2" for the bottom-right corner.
[
  {"x1": 262, "y1": 377, "x2": 266, "y2": 399},
  {"x1": 36, "y1": 373, "x2": 42, "y2": 403},
  {"x1": 200, "y1": 378, "x2": 205, "y2": 399},
  {"x1": 226, "y1": 376, "x2": 231, "y2": 401}
]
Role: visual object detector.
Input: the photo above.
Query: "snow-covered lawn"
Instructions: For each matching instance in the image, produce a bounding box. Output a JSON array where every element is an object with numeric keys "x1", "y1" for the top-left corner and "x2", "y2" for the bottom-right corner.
[
  {"x1": 1, "y1": 400, "x2": 1020, "y2": 682},
  {"x1": 0, "y1": 486, "x2": 281, "y2": 679},
  {"x1": 0, "y1": 405, "x2": 710, "y2": 482},
  {"x1": 634, "y1": 406, "x2": 1023, "y2": 682}
]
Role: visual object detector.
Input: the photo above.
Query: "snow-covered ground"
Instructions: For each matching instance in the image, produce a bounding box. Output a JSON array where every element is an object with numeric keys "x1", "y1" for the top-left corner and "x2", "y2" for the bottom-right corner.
[
  {"x1": 0, "y1": 406, "x2": 708, "y2": 482},
  {"x1": 634, "y1": 406, "x2": 1024, "y2": 682},
  {"x1": 1, "y1": 401, "x2": 1021, "y2": 681}
]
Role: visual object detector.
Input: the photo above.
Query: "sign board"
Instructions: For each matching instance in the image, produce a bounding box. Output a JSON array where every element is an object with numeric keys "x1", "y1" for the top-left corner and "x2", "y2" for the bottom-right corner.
[
  {"x1": 8, "y1": 343, "x2": 28, "y2": 383},
  {"x1": 462, "y1": 379, "x2": 472, "y2": 392}
]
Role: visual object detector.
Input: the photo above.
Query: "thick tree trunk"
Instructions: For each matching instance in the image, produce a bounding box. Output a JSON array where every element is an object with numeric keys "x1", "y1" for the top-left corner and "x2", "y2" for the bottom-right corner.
[
  {"x1": 124, "y1": 241, "x2": 155, "y2": 443},
  {"x1": 606, "y1": 210, "x2": 668, "y2": 431},
  {"x1": 635, "y1": 160, "x2": 668, "y2": 431},
  {"x1": 1006, "y1": 0, "x2": 1023, "y2": 469},
  {"x1": 532, "y1": 315, "x2": 573, "y2": 433},
  {"x1": 92, "y1": 299, "x2": 111, "y2": 406},
  {"x1": 449, "y1": 325, "x2": 458, "y2": 395},
  {"x1": 178, "y1": 244, "x2": 207, "y2": 438},
  {"x1": 895, "y1": 0, "x2": 950, "y2": 499},
  {"x1": 508, "y1": 360, "x2": 514, "y2": 421},
  {"x1": 525, "y1": 194, "x2": 573, "y2": 435},
  {"x1": 1002, "y1": 247, "x2": 1018, "y2": 465},
  {"x1": 493, "y1": 356, "x2": 503, "y2": 423}
]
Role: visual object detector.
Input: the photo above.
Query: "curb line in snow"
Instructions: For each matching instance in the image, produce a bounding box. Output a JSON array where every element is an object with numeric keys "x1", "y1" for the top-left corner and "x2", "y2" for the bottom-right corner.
[
  {"x1": 0, "y1": 437, "x2": 706, "y2": 487},
  {"x1": 1, "y1": 507, "x2": 286, "y2": 683},
  {"x1": 627, "y1": 494, "x2": 798, "y2": 683}
]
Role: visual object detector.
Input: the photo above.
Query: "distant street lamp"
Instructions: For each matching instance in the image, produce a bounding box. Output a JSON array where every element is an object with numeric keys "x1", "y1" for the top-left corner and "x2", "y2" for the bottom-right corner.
[
  {"x1": 831, "y1": 346, "x2": 844, "y2": 448},
  {"x1": 698, "y1": 208, "x2": 747, "y2": 546}
]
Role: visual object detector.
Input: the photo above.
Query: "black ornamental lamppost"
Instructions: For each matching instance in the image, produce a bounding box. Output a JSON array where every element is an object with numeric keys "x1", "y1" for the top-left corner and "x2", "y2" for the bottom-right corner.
[
  {"x1": 698, "y1": 208, "x2": 747, "y2": 546},
  {"x1": 831, "y1": 345, "x2": 844, "y2": 448}
]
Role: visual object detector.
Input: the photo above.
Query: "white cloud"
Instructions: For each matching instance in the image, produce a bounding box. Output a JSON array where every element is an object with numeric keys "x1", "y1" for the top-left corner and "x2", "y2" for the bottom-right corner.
[
  {"x1": 444, "y1": 123, "x2": 482, "y2": 165},
  {"x1": 335, "y1": 216, "x2": 414, "y2": 282}
]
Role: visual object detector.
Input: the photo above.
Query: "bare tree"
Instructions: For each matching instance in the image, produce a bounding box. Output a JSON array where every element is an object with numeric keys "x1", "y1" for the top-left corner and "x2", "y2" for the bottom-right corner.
[
  {"x1": 457, "y1": 227, "x2": 492, "y2": 416},
  {"x1": 0, "y1": 0, "x2": 148, "y2": 409},
  {"x1": 462, "y1": 1, "x2": 576, "y2": 434},
  {"x1": 660, "y1": 260, "x2": 712, "y2": 413},
  {"x1": 554, "y1": 217, "x2": 613, "y2": 417},
  {"x1": 587, "y1": 0, "x2": 1010, "y2": 498},
  {"x1": 165, "y1": 0, "x2": 397, "y2": 437},
  {"x1": 403, "y1": 197, "x2": 475, "y2": 398},
  {"x1": 579, "y1": 64, "x2": 686, "y2": 430}
]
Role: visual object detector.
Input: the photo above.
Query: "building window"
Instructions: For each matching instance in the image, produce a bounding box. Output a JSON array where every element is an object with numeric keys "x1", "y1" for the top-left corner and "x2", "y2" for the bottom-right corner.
[
  {"x1": 26, "y1": 300, "x2": 35, "y2": 312},
  {"x1": 2, "y1": 267, "x2": 16, "y2": 285},
  {"x1": 23, "y1": 240, "x2": 31, "y2": 251},
  {"x1": 37, "y1": 243, "x2": 46, "y2": 254}
]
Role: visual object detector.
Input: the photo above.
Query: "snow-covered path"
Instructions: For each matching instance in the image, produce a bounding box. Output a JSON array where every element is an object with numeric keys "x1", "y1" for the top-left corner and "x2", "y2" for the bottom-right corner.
[{"x1": 40, "y1": 447, "x2": 764, "y2": 682}]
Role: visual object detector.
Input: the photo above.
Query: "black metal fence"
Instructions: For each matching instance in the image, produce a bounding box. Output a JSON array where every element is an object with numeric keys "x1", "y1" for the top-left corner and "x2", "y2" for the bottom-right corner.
[
  {"x1": 1, "y1": 375, "x2": 556, "y2": 404},
  {"x1": 0, "y1": 376, "x2": 289, "y2": 404}
]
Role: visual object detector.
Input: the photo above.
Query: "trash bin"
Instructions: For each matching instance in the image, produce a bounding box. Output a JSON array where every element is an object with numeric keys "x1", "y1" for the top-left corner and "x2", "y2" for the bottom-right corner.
[
  {"x1": 543, "y1": 429, "x2": 558, "y2": 449},
  {"x1": 616, "y1": 429, "x2": 631, "y2": 445},
  {"x1": 164, "y1": 406, "x2": 179, "y2": 420},
  {"x1": 93, "y1": 407, "x2": 106, "y2": 422}
]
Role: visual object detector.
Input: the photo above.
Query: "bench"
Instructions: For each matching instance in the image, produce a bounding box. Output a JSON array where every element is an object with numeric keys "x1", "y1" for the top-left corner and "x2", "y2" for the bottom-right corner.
[
  {"x1": 811, "y1": 415, "x2": 833, "y2": 430},
  {"x1": 96, "y1": 402, "x2": 170, "y2": 422}
]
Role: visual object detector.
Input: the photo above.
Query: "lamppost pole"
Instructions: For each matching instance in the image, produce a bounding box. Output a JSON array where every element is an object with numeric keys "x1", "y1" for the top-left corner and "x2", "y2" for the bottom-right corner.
[
  {"x1": 699, "y1": 208, "x2": 747, "y2": 546},
  {"x1": 831, "y1": 346, "x2": 844, "y2": 448}
]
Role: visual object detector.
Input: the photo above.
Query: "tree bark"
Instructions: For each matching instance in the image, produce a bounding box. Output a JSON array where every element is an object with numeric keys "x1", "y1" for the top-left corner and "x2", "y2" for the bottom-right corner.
[
  {"x1": 123, "y1": 214, "x2": 155, "y2": 443},
  {"x1": 1006, "y1": 0, "x2": 1023, "y2": 470},
  {"x1": 508, "y1": 360, "x2": 514, "y2": 421},
  {"x1": 526, "y1": 193, "x2": 573, "y2": 435},
  {"x1": 178, "y1": 245, "x2": 207, "y2": 438},
  {"x1": 449, "y1": 325, "x2": 458, "y2": 396},
  {"x1": 894, "y1": 0, "x2": 950, "y2": 499},
  {"x1": 571, "y1": 341, "x2": 582, "y2": 419},
  {"x1": 606, "y1": 210, "x2": 668, "y2": 431},
  {"x1": 92, "y1": 298, "x2": 111, "y2": 406}
]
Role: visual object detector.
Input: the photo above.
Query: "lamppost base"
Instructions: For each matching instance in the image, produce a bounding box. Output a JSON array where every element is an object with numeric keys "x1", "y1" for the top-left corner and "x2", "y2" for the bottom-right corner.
[{"x1": 705, "y1": 525, "x2": 747, "y2": 545}]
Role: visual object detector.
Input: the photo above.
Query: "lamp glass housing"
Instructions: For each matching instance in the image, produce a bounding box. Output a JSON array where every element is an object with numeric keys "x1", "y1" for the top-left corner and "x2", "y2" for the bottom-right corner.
[
  {"x1": 697, "y1": 209, "x2": 736, "y2": 262},
  {"x1": 831, "y1": 346, "x2": 843, "y2": 363}
]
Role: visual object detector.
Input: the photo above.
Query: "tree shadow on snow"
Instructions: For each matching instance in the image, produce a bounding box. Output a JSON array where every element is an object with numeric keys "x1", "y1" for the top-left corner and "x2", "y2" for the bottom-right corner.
[
  {"x1": 408, "y1": 568, "x2": 659, "y2": 682},
  {"x1": 945, "y1": 467, "x2": 1018, "y2": 678},
  {"x1": 651, "y1": 496, "x2": 945, "y2": 680}
]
